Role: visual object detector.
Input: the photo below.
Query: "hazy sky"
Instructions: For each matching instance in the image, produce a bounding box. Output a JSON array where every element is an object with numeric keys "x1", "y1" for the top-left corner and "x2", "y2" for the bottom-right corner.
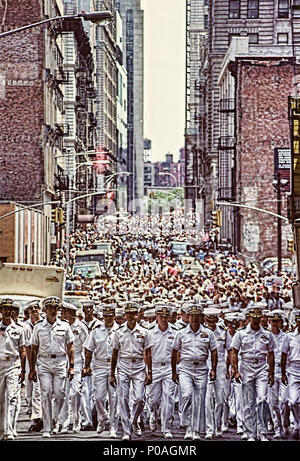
[{"x1": 140, "y1": 0, "x2": 186, "y2": 162}]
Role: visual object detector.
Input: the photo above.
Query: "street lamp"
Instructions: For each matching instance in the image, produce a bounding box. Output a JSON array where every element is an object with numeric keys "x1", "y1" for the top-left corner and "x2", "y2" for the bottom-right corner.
[
  {"x1": 0, "y1": 11, "x2": 113, "y2": 38},
  {"x1": 272, "y1": 174, "x2": 289, "y2": 274},
  {"x1": 158, "y1": 171, "x2": 178, "y2": 187}
]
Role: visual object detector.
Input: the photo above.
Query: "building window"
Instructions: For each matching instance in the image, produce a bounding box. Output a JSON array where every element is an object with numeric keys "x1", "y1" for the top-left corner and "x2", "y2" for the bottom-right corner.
[
  {"x1": 248, "y1": 33, "x2": 259, "y2": 44},
  {"x1": 204, "y1": 14, "x2": 208, "y2": 29},
  {"x1": 293, "y1": 32, "x2": 300, "y2": 44},
  {"x1": 293, "y1": 0, "x2": 300, "y2": 18},
  {"x1": 278, "y1": 0, "x2": 289, "y2": 18},
  {"x1": 247, "y1": 0, "x2": 259, "y2": 18},
  {"x1": 229, "y1": 0, "x2": 240, "y2": 18},
  {"x1": 277, "y1": 32, "x2": 289, "y2": 43}
]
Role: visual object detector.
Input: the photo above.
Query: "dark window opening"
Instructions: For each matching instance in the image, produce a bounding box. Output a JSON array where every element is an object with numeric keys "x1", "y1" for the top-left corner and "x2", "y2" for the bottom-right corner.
[
  {"x1": 247, "y1": 0, "x2": 259, "y2": 18},
  {"x1": 229, "y1": 0, "x2": 240, "y2": 18}
]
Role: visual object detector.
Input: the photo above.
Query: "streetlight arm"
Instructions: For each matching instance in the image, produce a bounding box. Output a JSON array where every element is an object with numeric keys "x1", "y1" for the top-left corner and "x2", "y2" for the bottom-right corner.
[
  {"x1": 216, "y1": 201, "x2": 289, "y2": 221},
  {"x1": 0, "y1": 11, "x2": 113, "y2": 38},
  {"x1": 0, "y1": 200, "x2": 60, "y2": 222}
]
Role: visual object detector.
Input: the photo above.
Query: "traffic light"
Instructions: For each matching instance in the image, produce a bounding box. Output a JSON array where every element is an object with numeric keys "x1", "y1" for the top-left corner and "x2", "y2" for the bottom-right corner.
[
  {"x1": 212, "y1": 210, "x2": 218, "y2": 227},
  {"x1": 217, "y1": 209, "x2": 222, "y2": 227},
  {"x1": 212, "y1": 209, "x2": 222, "y2": 227},
  {"x1": 287, "y1": 238, "x2": 294, "y2": 253},
  {"x1": 58, "y1": 208, "x2": 65, "y2": 224},
  {"x1": 51, "y1": 208, "x2": 59, "y2": 223}
]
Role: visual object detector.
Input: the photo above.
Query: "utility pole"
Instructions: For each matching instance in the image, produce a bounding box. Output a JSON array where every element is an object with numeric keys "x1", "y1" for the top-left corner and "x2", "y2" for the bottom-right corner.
[{"x1": 277, "y1": 171, "x2": 282, "y2": 275}]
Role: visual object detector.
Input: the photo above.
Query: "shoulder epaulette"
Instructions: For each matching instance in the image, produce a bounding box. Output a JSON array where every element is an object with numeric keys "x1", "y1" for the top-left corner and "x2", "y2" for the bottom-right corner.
[
  {"x1": 170, "y1": 324, "x2": 178, "y2": 330},
  {"x1": 61, "y1": 319, "x2": 69, "y2": 323},
  {"x1": 219, "y1": 324, "x2": 228, "y2": 330},
  {"x1": 92, "y1": 324, "x2": 101, "y2": 330},
  {"x1": 117, "y1": 324, "x2": 125, "y2": 330},
  {"x1": 147, "y1": 324, "x2": 155, "y2": 330},
  {"x1": 204, "y1": 324, "x2": 212, "y2": 330},
  {"x1": 263, "y1": 326, "x2": 271, "y2": 331},
  {"x1": 237, "y1": 326, "x2": 246, "y2": 330},
  {"x1": 35, "y1": 319, "x2": 43, "y2": 325},
  {"x1": 176, "y1": 324, "x2": 186, "y2": 330}
]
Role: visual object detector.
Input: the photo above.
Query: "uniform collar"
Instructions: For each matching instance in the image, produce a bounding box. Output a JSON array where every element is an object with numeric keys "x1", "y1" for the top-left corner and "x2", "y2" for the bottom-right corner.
[
  {"x1": 123, "y1": 322, "x2": 141, "y2": 333},
  {"x1": 154, "y1": 323, "x2": 172, "y2": 334},
  {"x1": 246, "y1": 323, "x2": 264, "y2": 334},
  {"x1": 43, "y1": 317, "x2": 63, "y2": 328},
  {"x1": 186, "y1": 324, "x2": 203, "y2": 335}
]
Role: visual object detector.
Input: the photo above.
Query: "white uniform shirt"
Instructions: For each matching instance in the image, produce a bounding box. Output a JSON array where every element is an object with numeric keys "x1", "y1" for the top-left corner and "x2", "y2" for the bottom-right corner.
[
  {"x1": 211, "y1": 325, "x2": 227, "y2": 363},
  {"x1": 112, "y1": 322, "x2": 153, "y2": 359},
  {"x1": 31, "y1": 318, "x2": 74, "y2": 356},
  {"x1": 85, "y1": 321, "x2": 119, "y2": 366},
  {"x1": 281, "y1": 328, "x2": 300, "y2": 376},
  {"x1": 149, "y1": 323, "x2": 177, "y2": 365},
  {"x1": 24, "y1": 319, "x2": 36, "y2": 347},
  {"x1": 172, "y1": 324, "x2": 218, "y2": 363},
  {"x1": 0, "y1": 320, "x2": 25, "y2": 359},
  {"x1": 81, "y1": 317, "x2": 102, "y2": 334},
  {"x1": 271, "y1": 330, "x2": 286, "y2": 377},
  {"x1": 70, "y1": 318, "x2": 89, "y2": 361},
  {"x1": 230, "y1": 324, "x2": 275, "y2": 363}
]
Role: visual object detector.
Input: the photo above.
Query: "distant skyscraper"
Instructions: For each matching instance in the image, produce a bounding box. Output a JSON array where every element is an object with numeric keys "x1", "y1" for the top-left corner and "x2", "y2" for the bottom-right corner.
[{"x1": 116, "y1": 0, "x2": 144, "y2": 214}]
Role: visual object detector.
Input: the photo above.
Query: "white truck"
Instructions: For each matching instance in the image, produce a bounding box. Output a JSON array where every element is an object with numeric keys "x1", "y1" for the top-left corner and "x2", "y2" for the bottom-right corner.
[{"x1": 0, "y1": 263, "x2": 65, "y2": 315}]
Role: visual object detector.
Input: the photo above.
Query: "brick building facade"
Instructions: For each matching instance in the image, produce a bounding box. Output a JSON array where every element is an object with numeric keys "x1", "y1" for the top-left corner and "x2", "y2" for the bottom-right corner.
[{"x1": 235, "y1": 57, "x2": 294, "y2": 260}]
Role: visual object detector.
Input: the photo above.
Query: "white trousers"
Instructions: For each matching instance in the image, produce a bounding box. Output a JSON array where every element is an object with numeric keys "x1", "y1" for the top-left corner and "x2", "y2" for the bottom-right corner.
[
  {"x1": 268, "y1": 374, "x2": 289, "y2": 432},
  {"x1": 93, "y1": 364, "x2": 118, "y2": 431},
  {"x1": 0, "y1": 361, "x2": 20, "y2": 437},
  {"x1": 205, "y1": 362, "x2": 226, "y2": 435},
  {"x1": 147, "y1": 365, "x2": 175, "y2": 433},
  {"x1": 178, "y1": 364, "x2": 208, "y2": 433},
  {"x1": 59, "y1": 360, "x2": 83, "y2": 429},
  {"x1": 240, "y1": 362, "x2": 269, "y2": 439},
  {"x1": 37, "y1": 357, "x2": 67, "y2": 433},
  {"x1": 117, "y1": 360, "x2": 146, "y2": 437}
]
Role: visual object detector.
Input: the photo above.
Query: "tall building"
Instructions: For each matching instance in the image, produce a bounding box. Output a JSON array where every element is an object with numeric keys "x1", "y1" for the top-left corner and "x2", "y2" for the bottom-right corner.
[
  {"x1": 186, "y1": 0, "x2": 296, "y2": 260},
  {"x1": 185, "y1": 0, "x2": 208, "y2": 214},
  {"x1": 93, "y1": 0, "x2": 118, "y2": 215},
  {"x1": 116, "y1": 9, "x2": 128, "y2": 211},
  {"x1": 116, "y1": 0, "x2": 144, "y2": 214},
  {"x1": 61, "y1": 0, "x2": 97, "y2": 231},
  {"x1": 0, "y1": 0, "x2": 66, "y2": 263},
  {"x1": 0, "y1": 0, "x2": 96, "y2": 262}
]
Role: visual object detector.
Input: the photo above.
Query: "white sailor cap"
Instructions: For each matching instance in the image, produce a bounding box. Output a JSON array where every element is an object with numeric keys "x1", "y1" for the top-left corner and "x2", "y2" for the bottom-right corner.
[
  {"x1": 42, "y1": 296, "x2": 62, "y2": 309},
  {"x1": 81, "y1": 300, "x2": 95, "y2": 309},
  {"x1": 181, "y1": 301, "x2": 196, "y2": 314},
  {"x1": 101, "y1": 304, "x2": 116, "y2": 316},
  {"x1": 61, "y1": 301, "x2": 77, "y2": 313},
  {"x1": 224, "y1": 312, "x2": 240, "y2": 323},
  {"x1": 144, "y1": 308, "x2": 156, "y2": 318},
  {"x1": 204, "y1": 306, "x2": 220, "y2": 318},
  {"x1": 186, "y1": 304, "x2": 204, "y2": 315},
  {"x1": 124, "y1": 301, "x2": 140, "y2": 313},
  {"x1": 155, "y1": 304, "x2": 171, "y2": 316},
  {"x1": 269, "y1": 309, "x2": 284, "y2": 320},
  {"x1": 0, "y1": 298, "x2": 14, "y2": 309}
]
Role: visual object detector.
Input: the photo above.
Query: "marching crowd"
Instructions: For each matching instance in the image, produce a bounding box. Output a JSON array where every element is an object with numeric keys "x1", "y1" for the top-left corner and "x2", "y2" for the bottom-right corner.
[{"x1": 0, "y1": 219, "x2": 300, "y2": 442}]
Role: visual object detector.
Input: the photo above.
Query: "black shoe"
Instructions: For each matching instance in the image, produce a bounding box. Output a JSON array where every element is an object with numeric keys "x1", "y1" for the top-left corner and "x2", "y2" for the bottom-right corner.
[
  {"x1": 28, "y1": 424, "x2": 35, "y2": 432},
  {"x1": 33, "y1": 419, "x2": 43, "y2": 432},
  {"x1": 81, "y1": 425, "x2": 94, "y2": 431}
]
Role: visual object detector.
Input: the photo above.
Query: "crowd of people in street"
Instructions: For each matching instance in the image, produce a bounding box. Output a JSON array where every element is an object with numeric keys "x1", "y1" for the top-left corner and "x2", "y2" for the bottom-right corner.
[{"x1": 0, "y1": 215, "x2": 299, "y2": 441}]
